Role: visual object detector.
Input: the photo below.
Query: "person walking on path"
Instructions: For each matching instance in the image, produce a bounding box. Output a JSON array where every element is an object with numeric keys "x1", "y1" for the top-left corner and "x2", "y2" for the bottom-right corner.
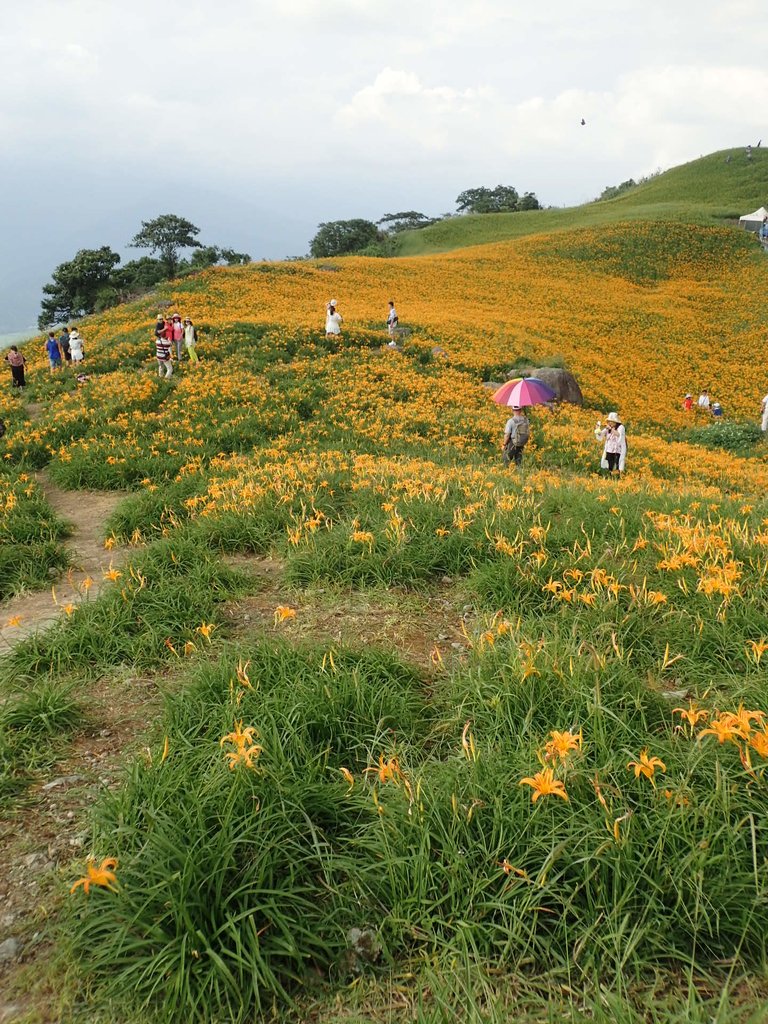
[
  {"x1": 171, "y1": 314, "x2": 184, "y2": 361},
  {"x1": 325, "y1": 301, "x2": 343, "y2": 337},
  {"x1": 183, "y1": 318, "x2": 199, "y2": 364},
  {"x1": 387, "y1": 300, "x2": 398, "y2": 341},
  {"x1": 155, "y1": 315, "x2": 166, "y2": 340},
  {"x1": 69, "y1": 328, "x2": 84, "y2": 363},
  {"x1": 4, "y1": 346, "x2": 26, "y2": 388},
  {"x1": 58, "y1": 327, "x2": 72, "y2": 363},
  {"x1": 697, "y1": 389, "x2": 711, "y2": 410},
  {"x1": 155, "y1": 331, "x2": 173, "y2": 378},
  {"x1": 502, "y1": 405, "x2": 531, "y2": 468},
  {"x1": 46, "y1": 332, "x2": 62, "y2": 372},
  {"x1": 595, "y1": 411, "x2": 626, "y2": 478}
]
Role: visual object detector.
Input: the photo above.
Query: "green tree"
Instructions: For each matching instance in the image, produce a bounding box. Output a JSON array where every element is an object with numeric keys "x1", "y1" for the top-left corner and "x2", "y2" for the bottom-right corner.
[
  {"x1": 187, "y1": 246, "x2": 251, "y2": 269},
  {"x1": 129, "y1": 214, "x2": 202, "y2": 277},
  {"x1": 309, "y1": 219, "x2": 380, "y2": 258},
  {"x1": 518, "y1": 191, "x2": 542, "y2": 211},
  {"x1": 596, "y1": 179, "x2": 637, "y2": 202},
  {"x1": 112, "y1": 256, "x2": 167, "y2": 292},
  {"x1": 456, "y1": 185, "x2": 534, "y2": 214},
  {"x1": 377, "y1": 211, "x2": 436, "y2": 233},
  {"x1": 38, "y1": 246, "x2": 121, "y2": 328}
]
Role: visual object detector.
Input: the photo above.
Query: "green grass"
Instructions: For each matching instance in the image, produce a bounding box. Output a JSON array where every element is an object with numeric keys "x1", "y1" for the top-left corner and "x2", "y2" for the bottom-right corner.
[
  {"x1": 64, "y1": 628, "x2": 768, "y2": 1022},
  {"x1": 0, "y1": 679, "x2": 85, "y2": 809},
  {"x1": 397, "y1": 148, "x2": 768, "y2": 256}
]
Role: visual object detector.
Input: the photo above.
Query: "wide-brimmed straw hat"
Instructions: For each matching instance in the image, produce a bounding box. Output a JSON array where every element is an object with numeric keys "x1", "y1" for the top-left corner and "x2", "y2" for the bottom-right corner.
[{"x1": 606, "y1": 411, "x2": 621, "y2": 423}]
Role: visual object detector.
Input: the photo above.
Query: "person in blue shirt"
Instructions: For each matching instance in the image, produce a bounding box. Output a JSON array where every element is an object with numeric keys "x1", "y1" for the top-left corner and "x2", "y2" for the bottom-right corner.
[{"x1": 46, "y1": 332, "x2": 62, "y2": 372}]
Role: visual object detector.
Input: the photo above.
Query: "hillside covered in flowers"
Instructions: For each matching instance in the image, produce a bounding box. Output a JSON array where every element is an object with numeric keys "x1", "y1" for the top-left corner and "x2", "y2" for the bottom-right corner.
[{"x1": 3, "y1": 177, "x2": 768, "y2": 1023}]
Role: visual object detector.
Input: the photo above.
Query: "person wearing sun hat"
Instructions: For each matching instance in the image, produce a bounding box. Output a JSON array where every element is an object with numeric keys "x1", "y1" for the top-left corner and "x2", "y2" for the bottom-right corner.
[
  {"x1": 183, "y1": 317, "x2": 199, "y2": 364},
  {"x1": 502, "y1": 404, "x2": 530, "y2": 468},
  {"x1": 595, "y1": 411, "x2": 627, "y2": 477},
  {"x1": 325, "y1": 299, "x2": 343, "y2": 337}
]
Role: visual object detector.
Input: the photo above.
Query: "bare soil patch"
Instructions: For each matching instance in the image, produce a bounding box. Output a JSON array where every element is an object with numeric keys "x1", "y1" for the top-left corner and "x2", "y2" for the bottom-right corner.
[{"x1": 222, "y1": 555, "x2": 474, "y2": 670}]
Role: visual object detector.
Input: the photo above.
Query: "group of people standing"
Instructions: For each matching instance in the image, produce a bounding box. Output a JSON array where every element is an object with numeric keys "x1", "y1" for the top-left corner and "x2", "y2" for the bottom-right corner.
[
  {"x1": 45, "y1": 327, "x2": 85, "y2": 373},
  {"x1": 154, "y1": 313, "x2": 199, "y2": 378}
]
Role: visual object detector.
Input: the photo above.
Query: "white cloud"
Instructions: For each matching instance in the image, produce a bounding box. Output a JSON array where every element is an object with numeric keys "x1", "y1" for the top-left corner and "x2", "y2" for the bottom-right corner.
[{"x1": 336, "y1": 68, "x2": 495, "y2": 149}]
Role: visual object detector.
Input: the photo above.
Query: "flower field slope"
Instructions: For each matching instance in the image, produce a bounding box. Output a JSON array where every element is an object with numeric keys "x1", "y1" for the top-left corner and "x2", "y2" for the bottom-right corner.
[{"x1": 3, "y1": 201, "x2": 768, "y2": 1022}]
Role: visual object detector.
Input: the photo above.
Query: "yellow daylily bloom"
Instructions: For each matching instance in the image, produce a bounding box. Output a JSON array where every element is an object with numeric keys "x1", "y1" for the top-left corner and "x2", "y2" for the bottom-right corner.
[{"x1": 70, "y1": 857, "x2": 119, "y2": 895}]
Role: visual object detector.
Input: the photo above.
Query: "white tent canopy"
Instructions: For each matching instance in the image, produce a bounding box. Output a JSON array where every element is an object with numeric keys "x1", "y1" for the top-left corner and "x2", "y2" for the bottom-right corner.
[{"x1": 739, "y1": 206, "x2": 768, "y2": 231}]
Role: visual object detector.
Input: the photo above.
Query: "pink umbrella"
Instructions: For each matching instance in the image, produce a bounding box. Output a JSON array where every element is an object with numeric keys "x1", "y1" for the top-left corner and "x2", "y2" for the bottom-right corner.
[{"x1": 492, "y1": 377, "x2": 556, "y2": 408}]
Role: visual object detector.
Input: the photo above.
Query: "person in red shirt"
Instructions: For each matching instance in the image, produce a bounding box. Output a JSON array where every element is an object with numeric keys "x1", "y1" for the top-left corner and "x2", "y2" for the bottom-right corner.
[{"x1": 682, "y1": 393, "x2": 693, "y2": 411}]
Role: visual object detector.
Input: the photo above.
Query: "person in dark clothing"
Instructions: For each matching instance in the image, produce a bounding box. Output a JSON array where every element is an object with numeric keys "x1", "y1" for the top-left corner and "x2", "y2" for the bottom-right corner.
[{"x1": 59, "y1": 327, "x2": 72, "y2": 362}]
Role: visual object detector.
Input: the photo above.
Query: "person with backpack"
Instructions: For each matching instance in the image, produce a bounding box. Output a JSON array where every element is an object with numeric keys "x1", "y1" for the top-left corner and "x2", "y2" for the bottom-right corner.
[
  {"x1": 502, "y1": 406, "x2": 530, "y2": 467},
  {"x1": 58, "y1": 326, "x2": 72, "y2": 363}
]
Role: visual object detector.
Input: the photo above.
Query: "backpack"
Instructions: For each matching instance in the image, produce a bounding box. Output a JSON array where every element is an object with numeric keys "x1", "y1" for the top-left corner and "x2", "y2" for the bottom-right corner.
[{"x1": 507, "y1": 416, "x2": 530, "y2": 447}]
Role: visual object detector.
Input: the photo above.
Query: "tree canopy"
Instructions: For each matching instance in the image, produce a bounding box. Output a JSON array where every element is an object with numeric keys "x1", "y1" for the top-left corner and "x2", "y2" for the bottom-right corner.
[
  {"x1": 309, "y1": 219, "x2": 380, "y2": 258},
  {"x1": 376, "y1": 211, "x2": 436, "y2": 233},
  {"x1": 129, "y1": 214, "x2": 202, "y2": 277},
  {"x1": 38, "y1": 247, "x2": 122, "y2": 329},
  {"x1": 455, "y1": 185, "x2": 540, "y2": 214}
]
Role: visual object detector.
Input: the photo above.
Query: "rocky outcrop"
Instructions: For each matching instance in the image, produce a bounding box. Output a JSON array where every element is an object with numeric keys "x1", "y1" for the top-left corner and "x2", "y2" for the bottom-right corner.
[{"x1": 510, "y1": 367, "x2": 583, "y2": 405}]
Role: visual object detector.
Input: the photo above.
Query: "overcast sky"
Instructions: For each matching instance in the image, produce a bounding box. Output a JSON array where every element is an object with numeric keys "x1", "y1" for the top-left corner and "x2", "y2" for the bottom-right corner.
[{"x1": 2, "y1": 0, "x2": 767, "y2": 331}]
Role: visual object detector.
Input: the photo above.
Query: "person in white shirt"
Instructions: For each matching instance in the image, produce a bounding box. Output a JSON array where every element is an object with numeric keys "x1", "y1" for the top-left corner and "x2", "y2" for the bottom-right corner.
[
  {"x1": 761, "y1": 393, "x2": 768, "y2": 432},
  {"x1": 69, "y1": 329, "x2": 84, "y2": 363},
  {"x1": 325, "y1": 302, "x2": 343, "y2": 337},
  {"x1": 595, "y1": 411, "x2": 627, "y2": 477},
  {"x1": 697, "y1": 390, "x2": 711, "y2": 409},
  {"x1": 387, "y1": 300, "x2": 398, "y2": 341}
]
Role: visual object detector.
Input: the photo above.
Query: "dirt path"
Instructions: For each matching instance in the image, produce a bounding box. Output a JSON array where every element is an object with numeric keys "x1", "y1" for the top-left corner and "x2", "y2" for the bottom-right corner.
[{"x1": 0, "y1": 472, "x2": 129, "y2": 648}]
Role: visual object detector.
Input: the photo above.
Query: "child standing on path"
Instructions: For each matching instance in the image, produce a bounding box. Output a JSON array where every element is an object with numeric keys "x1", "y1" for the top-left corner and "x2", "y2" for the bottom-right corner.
[{"x1": 4, "y1": 346, "x2": 26, "y2": 388}]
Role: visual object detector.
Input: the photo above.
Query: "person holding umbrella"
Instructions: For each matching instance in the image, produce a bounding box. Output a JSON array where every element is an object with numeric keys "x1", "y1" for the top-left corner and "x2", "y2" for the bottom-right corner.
[
  {"x1": 492, "y1": 377, "x2": 555, "y2": 470},
  {"x1": 502, "y1": 405, "x2": 530, "y2": 467},
  {"x1": 595, "y1": 412, "x2": 626, "y2": 478}
]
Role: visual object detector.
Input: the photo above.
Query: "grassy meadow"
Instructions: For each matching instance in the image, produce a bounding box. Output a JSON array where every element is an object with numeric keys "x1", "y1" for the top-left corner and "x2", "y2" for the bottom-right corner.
[{"x1": 2, "y1": 149, "x2": 768, "y2": 1022}]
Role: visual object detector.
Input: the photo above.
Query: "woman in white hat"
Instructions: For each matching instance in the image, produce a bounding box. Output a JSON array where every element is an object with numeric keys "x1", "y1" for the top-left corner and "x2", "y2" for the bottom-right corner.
[
  {"x1": 595, "y1": 412, "x2": 626, "y2": 477},
  {"x1": 325, "y1": 299, "x2": 343, "y2": 337}
]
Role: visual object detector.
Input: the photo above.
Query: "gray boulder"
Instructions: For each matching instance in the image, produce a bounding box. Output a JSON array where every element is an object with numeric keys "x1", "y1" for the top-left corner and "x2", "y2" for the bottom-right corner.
[{"x1": 509, "y1": 367, "x2": 583, "y2": 406}]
